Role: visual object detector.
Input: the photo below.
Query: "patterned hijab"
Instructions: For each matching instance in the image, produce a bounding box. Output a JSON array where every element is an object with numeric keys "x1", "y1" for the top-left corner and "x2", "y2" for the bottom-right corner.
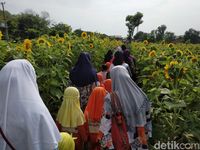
[
  {"x1": 56, "y1": 87, "x2": 85, "y2": 128},
  {"x1": 84, "y1": 87, "x2": 107, "y2": 122},
  {"x1": 110, "y1": 66, "x2": 150, "y2": 127},
  {"x1": 69, "y1": 52, "x2": 97, "y2": 87},
  {"x1": 0, "y1": 59, "x2": 60, "y2": 150}
]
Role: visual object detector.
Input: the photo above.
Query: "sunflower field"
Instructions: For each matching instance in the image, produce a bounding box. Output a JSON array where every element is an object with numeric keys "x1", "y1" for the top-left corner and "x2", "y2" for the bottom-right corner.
[{"x1": 0, "y1": 31, "x2": 200, "y2": 147}]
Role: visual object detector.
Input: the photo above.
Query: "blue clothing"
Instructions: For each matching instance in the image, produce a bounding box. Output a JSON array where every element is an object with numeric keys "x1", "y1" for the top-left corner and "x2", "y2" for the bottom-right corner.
[{"x1": 69, "y1": 52, "x2": 97, "y2": 87}]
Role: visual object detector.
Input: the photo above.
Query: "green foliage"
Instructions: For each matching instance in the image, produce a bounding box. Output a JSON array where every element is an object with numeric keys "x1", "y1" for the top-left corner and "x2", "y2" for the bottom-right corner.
[
  {"x1": 49, "y1": 23, "x2": 72, "y2": 37},
  {"x1": 131, "y1": 41, "x2": 200, "y2": 144}
]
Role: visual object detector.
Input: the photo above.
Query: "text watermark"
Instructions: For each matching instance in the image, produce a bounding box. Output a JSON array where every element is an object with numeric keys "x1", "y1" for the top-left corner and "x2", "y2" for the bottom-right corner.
[{"x1": 154, "y1": 141, "x2": 200, "y2": 150}]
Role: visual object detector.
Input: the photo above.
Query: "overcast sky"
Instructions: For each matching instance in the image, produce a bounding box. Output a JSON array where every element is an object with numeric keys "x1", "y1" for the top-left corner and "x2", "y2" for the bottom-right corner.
[{"x1": 3, "y1": 0, "x2": 200, "y2": 37}]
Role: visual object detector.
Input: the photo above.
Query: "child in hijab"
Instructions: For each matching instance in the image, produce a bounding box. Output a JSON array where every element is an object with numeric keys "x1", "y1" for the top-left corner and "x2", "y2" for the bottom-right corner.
[
  {"x1": 56, "y1": 87, "x2": 87, "y2": 150},
  {"x1": 84, "y1": 87, "x2": 107, "y2": 150},
  {"x1": 69, "y1": 52, "x2": 98, "y2": 111},
  {"x1": 0, "y1": 59, "x2": 60, "y2": 150}
]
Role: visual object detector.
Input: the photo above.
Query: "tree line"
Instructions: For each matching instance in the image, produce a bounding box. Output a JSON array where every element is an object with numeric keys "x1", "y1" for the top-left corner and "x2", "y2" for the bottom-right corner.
[
  {"x1": 0, "y1": 10, "x2": 200, "y2": 43},
  {"x1": 126, "y1": 12, "x2": 200, "y2": 44}
]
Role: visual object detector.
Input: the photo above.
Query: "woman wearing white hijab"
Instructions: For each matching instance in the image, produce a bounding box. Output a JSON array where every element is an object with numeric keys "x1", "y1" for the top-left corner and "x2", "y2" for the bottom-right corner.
[
  {"x1": 101, "y1": 66, "x2": 152, "y2": 150},
  {"x1": 0, "y1": 59, "x2": 60, "y2": 150}
]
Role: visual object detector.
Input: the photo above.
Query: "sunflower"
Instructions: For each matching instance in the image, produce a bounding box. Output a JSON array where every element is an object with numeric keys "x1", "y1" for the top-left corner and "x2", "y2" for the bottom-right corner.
[
  {"x1": 168, "y1": 43, "x2": 174, "y2": 48},
  {"x1": 90, "y1": 32, "x2": 94, "y2": 37},
  {"x1": 81, "y1": 32, "x2": 87, "y2": 39},
  {"x1": 37, "y1": 37, "x2": 46, "y2": 44},
  {"x1": 191, "y1": 56, "x2": 198, "y2": 63},
  {"x1": 141, "y1": 47, "x2": 146, "y2": 51},
  {"x1": 0, "y1": 31, "x2": 3, "y2": 40},
  {"x1": 176, "y1": 50, "x2": 183, "y2": 56},
  {"x1": 23, "y1": 39, "x2": 32, "y2": 52},
  {"x1": 186, "y1": 49, "x2": 193, "y2": 56},
  {"x1": 57, "y1": 38, "x2": 65, "y2": 44},
  {"x1": 89, "y1": 43, "x2": 94, "y2": 49},
  {"x1": 164, "y1": 60, "x2": 180, "y2": 80},
  {"x1": 143, "y1": 40, "x2": 148, "y2": 45},
  {"x1": 148, "y1": 50, "x2": 156, "y2": 57}
]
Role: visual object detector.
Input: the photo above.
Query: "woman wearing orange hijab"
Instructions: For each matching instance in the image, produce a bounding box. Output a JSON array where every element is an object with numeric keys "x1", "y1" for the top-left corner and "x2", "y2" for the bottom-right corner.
[{"x1": 84, "y1": 87, "x2": 107, "y2": 150}]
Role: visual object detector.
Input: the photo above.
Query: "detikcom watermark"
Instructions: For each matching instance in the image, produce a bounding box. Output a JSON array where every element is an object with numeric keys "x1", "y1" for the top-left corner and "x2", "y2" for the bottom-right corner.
[{"x1": 154, "y1": 141, "x2": 200, "y2": 150}]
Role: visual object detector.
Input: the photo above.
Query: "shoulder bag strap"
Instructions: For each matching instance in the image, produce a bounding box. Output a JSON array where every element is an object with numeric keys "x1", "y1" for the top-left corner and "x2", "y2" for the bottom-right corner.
[{"x1": 0, "y1": 127, "x2": 16, "y2": 150}]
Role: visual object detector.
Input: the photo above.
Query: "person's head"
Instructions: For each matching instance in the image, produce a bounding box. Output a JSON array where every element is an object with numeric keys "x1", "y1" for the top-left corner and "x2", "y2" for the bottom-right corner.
[
  {"x1": 70, "y1": 52, "x2": 97, "y2": 87},
  {"x1": 104, "y1": 50, "x2": 113, "y2": 63},
  {"x1": 105, "y1": 62, "x2": 111, "y2": 72},
  {"x1": 57, "y1": 87, "x2": 85, "y2": 128},
  {"x1": 121, "y1": 44, "x2": 127, "y2": 51},
  {"x1": 106, "y1": 50, "x2": 113, "y2": 56},
  {"x1": 110, "y1": 65, "x2": 130, "y2": 90},
  {"x1": 76, "y1": 52, "x2": 91, "y2": 65},
  {"x1": 58, "y1": 132, "x2": 75, "y2": 150},
  {"x1": 113, "y1": 51, "x2": 124, "y2": 66},
  {"x1": 101, "y1": 64, "x2": 108, "y2": 72},
  {"x1": 63, "y1": 87, "x2": 80, "y2": 106}
]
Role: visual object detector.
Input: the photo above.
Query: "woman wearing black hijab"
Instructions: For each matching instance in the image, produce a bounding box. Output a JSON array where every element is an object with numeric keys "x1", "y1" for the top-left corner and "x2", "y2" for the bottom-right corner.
[{"x1": 69, "y1": 52, "x2": 98, "y2": 111}]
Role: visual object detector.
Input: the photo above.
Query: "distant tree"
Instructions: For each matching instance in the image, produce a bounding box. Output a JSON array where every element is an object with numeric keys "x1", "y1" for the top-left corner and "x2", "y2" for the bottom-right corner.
[
  {"x1": 126, "y1": 12, "x2": 143, "y2": 42},
  {"x1": 7, "y1": 11, "x2": 50, "y2": 40},
  {"x1": 49, "y1": 23, "x2": 72, "y2": 37},
  {"x1": 156, "y1": 25, "x2": 167, "y2": 41},
  {"x1": 74, "y1": 29, "x2": 83, "y2": 36},
  {"x1": 175, "y1": 35, "x2": 184, "y2": 43},
  {"x1": 164, "y1": 32, "x2": 176, "y2": 43},
  {"x1": 184, "y1": 28, "x2": 200, "y2": 44},
  {"x1": 147, "y1": 30, "x2": 157, "y2": 42},
  {"x1": 134, "y1": 31, "x2": 148, "y2": 42}
]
